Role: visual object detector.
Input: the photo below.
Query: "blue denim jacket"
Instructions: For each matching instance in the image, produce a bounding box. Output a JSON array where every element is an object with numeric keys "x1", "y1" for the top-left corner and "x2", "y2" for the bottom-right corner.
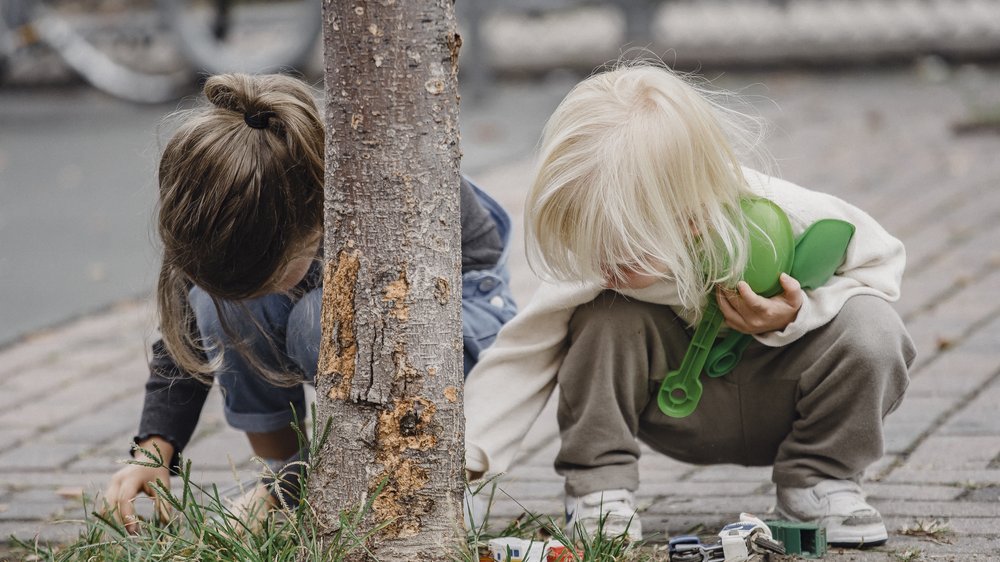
[{"x1": 461, "y1": 181, "x2": 518, "y2": 375}]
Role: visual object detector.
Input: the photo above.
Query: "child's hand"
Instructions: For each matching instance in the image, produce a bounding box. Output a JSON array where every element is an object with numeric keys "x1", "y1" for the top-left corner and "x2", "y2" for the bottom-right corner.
[
  {"x1": 716, "y1": 273, "x2": 803, "y2": 334},
  {"x1": 102, "y1": 437, "x2": 174, "y2": 533}
]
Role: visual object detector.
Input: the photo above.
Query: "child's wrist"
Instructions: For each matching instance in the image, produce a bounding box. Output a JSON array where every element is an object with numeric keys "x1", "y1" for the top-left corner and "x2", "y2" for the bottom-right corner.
[{"x1": 136, "y1": 435, "x2": 175, "y2": 466}]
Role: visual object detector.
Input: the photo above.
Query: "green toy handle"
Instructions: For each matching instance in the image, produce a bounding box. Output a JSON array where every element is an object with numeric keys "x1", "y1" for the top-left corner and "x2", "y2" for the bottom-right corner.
[
  {"x1": 657, "y1": 299, "x2": 725, "y2": 418},
  {"x1": 706, "y1": 331, "x2": 753, "y2": 378}
]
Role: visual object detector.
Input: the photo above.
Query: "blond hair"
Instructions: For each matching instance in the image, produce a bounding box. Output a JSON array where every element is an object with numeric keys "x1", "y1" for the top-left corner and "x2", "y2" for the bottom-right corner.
[
  {"x1": 526, "y1": 63, "x2": 767, "y2": 322},
  {"x1": 156, "y1": 73, "x2": 324, "y2": 382}
]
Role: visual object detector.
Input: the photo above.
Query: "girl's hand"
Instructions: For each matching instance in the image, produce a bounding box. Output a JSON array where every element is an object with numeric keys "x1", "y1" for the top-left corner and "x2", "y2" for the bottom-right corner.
[
  {"x1": 716, "y1": 273, "x2": 804, "y2": 334},
  {"x1": 102, "y1": 437, "x2": 174, "y2": 533}
]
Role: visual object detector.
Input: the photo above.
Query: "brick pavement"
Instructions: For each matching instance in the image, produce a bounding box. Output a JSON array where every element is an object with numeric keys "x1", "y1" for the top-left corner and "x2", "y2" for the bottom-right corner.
[{"x1": 2, "y1": 68, "x2": 1000, "y2": 559}]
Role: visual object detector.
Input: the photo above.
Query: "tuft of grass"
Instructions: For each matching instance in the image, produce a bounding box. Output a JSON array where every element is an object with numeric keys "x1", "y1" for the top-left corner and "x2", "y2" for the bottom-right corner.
[
  {"x1": 892, "y1": 547, "x2": 923, "y2": 561},
  {"x1": 8, "y1": 406, "x2": 387, "y2": 562},
  {"x1": 899, "y1": 518, "x2": 953, "y2": 545},
  {"x1": 10, "y1": 407, "x2": 659, "y2": 562}
]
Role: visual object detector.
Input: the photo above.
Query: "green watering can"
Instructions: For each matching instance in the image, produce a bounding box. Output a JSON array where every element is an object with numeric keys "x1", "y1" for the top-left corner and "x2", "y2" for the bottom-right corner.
[
  {"x1": 702, "y1": 219, "x2": 856, "y2": 379},
  {"x1": 656, "y1": 198, "x2": 855, "y2": 419}
]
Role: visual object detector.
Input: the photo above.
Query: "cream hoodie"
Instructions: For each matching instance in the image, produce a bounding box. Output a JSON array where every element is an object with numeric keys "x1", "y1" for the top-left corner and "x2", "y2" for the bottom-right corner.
[{"x1": 464, "y1": 169, "x2": 906, "y2": 476}]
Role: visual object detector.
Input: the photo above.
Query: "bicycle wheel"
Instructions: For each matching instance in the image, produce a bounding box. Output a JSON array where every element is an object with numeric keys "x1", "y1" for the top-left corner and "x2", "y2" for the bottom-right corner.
[
  {"x1": 34, "y1": 0, "x2": 194, "y2": 103},
  {"x1": 162, "y1": 0, "x2": 321, "y2": 75}
]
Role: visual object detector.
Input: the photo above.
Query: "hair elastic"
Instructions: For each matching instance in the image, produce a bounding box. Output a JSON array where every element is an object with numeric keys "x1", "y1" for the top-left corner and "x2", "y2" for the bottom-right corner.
[{"x1": 244, "y1": 110, "x2": 277, "y2": 129}]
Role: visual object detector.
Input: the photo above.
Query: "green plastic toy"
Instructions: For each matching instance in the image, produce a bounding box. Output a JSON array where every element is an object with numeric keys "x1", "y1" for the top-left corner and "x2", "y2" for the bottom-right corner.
[
  {"x1": 764, "y1": 520, "x2": 828, "y2": 558},
  {"x1": 657, "y1": 197, "x2": 794, "y2": 418},
  {"x1": 704, "y1": 219, "x2": 856, "y2": 378}
]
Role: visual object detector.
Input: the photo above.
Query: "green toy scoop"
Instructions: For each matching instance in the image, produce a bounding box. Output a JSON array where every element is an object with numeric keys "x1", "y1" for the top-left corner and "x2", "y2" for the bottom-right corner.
[
  {"x1": 657, "y1": 198, "x2": 794, "y2": 418},
  {"x1": 703, "y1": 219, "x2": 856, "y2": 379}
]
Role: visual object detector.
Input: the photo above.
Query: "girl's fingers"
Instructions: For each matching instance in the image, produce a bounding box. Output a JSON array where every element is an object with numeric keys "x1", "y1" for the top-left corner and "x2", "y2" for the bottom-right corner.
[
  {"x1": 735, "y1": 281, "x2": 769, "y2": 311},
  {"x1": 716, "y1": 288, "x2": 750, "y2": 332},
  {"x1": 779, "y1": 273, "x2": 804, "y2": 309},
  {"x1": 113, "y1": 483, "x2": 141, "y2": 534}
]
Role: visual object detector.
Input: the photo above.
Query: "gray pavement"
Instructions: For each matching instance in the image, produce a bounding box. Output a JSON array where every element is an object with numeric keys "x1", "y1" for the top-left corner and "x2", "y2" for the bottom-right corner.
[{"x1": 3, "y1": 57, "x2": 1000, "y2": 562}]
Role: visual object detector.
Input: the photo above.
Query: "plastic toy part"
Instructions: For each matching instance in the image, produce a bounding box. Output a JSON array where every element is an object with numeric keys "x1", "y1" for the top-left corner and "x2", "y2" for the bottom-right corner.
[
  {"x1": 658, "y1": 197, "x2": 794, "y2": 418},
  {"x1": 486, "y1": 538, "x2": 572, "y2": 562},
  {"x1": 764, "y1": 520, "x2": 828, "y2": 558},
  {"x1": 704, "y1": 218, "x2": 856, "y2": 378},
  {"x1": 719, "y1": 513, "x2": 786, "y2": 561},
  {"x1": 667, "y1": 535, "x2": 724, "y2": 562}
]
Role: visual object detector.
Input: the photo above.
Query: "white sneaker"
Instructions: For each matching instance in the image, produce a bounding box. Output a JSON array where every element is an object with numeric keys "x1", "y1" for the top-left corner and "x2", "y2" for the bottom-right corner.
[
  {"x1": 564, "y1": 489, "x2": 642, "y2": 541},
  {"x1": 776, "y1": 479, "x2": 888, "y2": 547}
]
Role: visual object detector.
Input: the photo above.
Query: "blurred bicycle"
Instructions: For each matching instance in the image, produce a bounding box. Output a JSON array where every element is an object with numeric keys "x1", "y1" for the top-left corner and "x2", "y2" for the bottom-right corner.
[
  {"x1": 0, "y1": 0, "x2": 321, "y2": 104},
  {"x1": 165, "y1": 0, "x2": 321, "y2": 76}
]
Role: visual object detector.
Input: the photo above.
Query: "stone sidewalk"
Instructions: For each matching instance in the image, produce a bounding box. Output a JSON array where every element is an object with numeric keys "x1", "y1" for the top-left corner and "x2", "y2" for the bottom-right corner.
[{"x1": 2, "y1": 66, "x2": 1000, "y2": 560}]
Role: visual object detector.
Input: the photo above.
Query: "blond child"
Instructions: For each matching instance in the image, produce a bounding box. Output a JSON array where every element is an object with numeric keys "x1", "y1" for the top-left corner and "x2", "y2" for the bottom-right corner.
[{"x1": 463, "y1": 64, "x2": 914, "y2": 546}]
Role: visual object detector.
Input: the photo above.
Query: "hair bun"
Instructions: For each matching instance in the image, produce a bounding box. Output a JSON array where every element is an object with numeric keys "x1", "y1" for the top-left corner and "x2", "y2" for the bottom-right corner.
[
  {"x1": 203, "y1": 74, "x2": 248, "y2": 112},
  {"x1": 203, "y1": 74, "x2": 277, "y2": 122}
]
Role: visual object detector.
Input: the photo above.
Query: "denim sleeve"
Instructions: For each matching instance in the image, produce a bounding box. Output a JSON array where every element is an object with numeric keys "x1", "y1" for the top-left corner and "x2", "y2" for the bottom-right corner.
[
  {"x1": 460, "y1": 176, "x2": 503, "y2": 272},
  {"x1": 460, "y1": 179, "x2": 518, "y2": 375},
  {"x1": 132, "y1": 339, "x2": 211, "y2": 473}
]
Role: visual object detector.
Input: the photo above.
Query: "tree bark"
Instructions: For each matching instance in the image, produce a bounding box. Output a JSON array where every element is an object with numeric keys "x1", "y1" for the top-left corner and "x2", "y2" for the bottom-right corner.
[{"x1": 311, "y1": 0, "x2": 464, "y2": 559}]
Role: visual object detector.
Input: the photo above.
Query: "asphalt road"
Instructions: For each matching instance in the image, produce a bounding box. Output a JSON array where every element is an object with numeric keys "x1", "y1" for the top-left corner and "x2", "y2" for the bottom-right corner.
[{"x1": 0, "y1": 78, "x2": 573, "y2": 346}]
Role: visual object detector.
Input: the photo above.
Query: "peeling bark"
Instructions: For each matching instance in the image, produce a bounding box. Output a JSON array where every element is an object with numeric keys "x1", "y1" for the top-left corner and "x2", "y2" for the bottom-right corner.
[
  {"x1": 320, "y1": 251, "x2": 360, "y2": 401},
  {"x1": 312, "y1": 0, "x2": 464, "y2": 558}
]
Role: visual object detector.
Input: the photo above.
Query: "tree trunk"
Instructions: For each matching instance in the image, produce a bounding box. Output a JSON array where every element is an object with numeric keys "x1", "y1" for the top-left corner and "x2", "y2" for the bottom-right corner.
[{"x1": 310, "y1": 0, "x2": 465, "y2": 559}]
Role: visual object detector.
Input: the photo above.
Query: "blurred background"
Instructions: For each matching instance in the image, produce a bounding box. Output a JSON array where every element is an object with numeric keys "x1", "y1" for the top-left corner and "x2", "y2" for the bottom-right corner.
[{"x1": 1, "y1": 0, "x2": 999, "y2": 345}]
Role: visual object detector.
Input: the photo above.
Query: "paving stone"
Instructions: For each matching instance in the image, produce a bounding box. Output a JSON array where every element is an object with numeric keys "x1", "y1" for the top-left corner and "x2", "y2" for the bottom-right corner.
[
  {"x1": 887, "y1": 468, "x2": 1000, "y2": 486},
  {"x1": 0, "y1": 441, "x2": 92, "y2": 472},
  {"x1": 0, "y1": 336, "x2": 67, "y2": 381},
  {"x1": 939, "y1": 382, "x2": 1000, "y2": 436},
  {"x1": 67, "y1": 445, "x2": 130, "y2": 473},
  {"x1": 643, "y1": 495, "x2": 775, "y2": 516},
  {"x1": 866, "y1": 453, "x2": 902, "y2": 481},
  {"x1": 906, "y1": 348, "x2": 998, "y2": 398},
  {"x1": 636, "y1": 480, "x2": 767, "y2": 499},
  {"x1": 0, "y1": 489, "x2": 78, "y2": 522},
  {"x1": 0, "y1": 519, "x2": 85, "y2": 545},
  {"x1": 866, "y1": 499, "x2": 1000, "y2": 518},
  {"x1": 963, "y1": 486, "x2": 1000, "y2": 503},
  {"x1": 685, "y1": 465, "x2": 773, "y2": 483},
  {"x1": 866, "y1": 483, "x2": 965, "y2": 502},
  {"x1": 46, "y1": 400, "x2": 141, "y2": 446},
  {"x1": 0, "y1": 430, "x2": 31, "y2": 456},
  {"x1": 0, "y1": 473, "x2": 113, "y2": 490},
  {"x1": 904, "y1": 435, "x2": 1000, "y2": 472},
  {"x1": 884, "y1": 395, "x2": 955, "y2": 454},
  {"x1": 0, "y1": 358, "x2": 147, "y2": 431}
]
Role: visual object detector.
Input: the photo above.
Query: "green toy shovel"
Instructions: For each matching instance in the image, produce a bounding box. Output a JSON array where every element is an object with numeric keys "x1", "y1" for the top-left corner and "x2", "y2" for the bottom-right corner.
[
  {"x1": 656, "y1": 198, "x2": 794, "y2": 418},
  {"x1": 703, "y1": 219, "x2": 856, "y2": 379}
]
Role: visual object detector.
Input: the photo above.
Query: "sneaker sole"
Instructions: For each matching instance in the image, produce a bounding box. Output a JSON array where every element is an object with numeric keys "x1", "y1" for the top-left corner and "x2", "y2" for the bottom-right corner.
[
  {"x1": 826, "y1": 521, "x2": 889, "y2": 548},
  {"x1": 776, "y1": 507, "x2": 888, "y2": 548}
]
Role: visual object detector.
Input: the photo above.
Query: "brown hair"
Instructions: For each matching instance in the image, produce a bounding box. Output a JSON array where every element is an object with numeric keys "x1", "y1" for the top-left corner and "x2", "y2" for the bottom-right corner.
[{"x1": 156, "y1": 73, "x2": 324, "y2": 381}]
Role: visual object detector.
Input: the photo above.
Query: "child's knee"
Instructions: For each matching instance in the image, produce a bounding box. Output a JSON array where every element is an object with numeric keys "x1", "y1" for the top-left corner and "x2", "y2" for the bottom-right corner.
[{"x1": 835, "y1": 296, "x2": 915, "y2": 369}]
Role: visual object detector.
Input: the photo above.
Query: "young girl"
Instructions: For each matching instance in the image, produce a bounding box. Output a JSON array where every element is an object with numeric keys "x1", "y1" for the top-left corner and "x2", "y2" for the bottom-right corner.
[
  {"x1": 102, "y1": 73, "x2": 517, "y2": 530},
  {"x1": 463, "y1": 64, "x2": 915, "y2": 546}
]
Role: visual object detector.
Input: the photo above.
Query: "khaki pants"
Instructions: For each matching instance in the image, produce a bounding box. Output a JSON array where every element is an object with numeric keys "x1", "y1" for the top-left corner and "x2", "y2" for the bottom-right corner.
[{"x1": 555, "y1": 291, "x2": 915, "y2": 496}]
